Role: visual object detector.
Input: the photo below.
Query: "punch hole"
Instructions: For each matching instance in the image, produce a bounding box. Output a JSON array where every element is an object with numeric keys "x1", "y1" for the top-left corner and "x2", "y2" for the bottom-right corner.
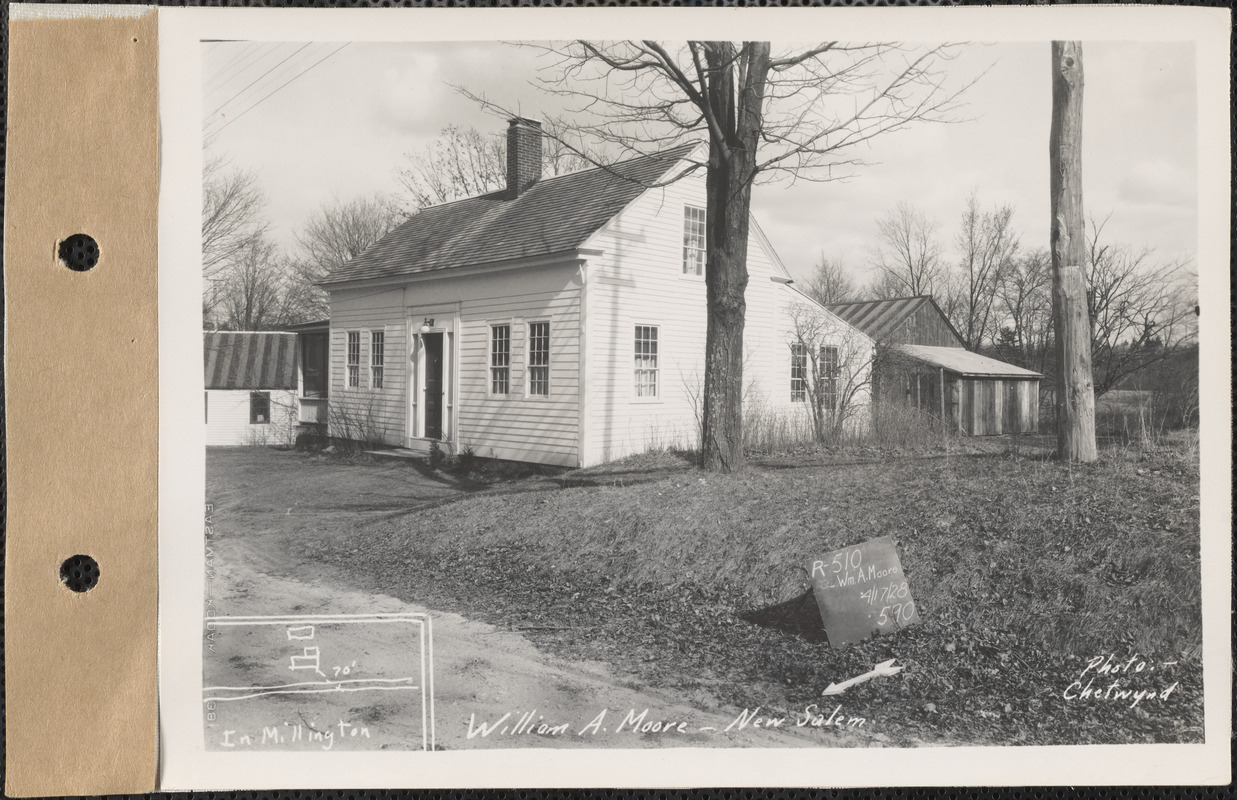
[
  {"x1": 58, "y1": 233, "x2": 99, "y2": 272},
  {"x1": 60, "y1": 554, "x2": 99, "y2": 593}
]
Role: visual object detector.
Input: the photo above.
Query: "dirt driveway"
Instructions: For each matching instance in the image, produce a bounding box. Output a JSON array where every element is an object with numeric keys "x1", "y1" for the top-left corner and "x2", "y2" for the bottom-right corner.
[{"x1": 205, "y1": 448, "x2": 836, "y2": 750}]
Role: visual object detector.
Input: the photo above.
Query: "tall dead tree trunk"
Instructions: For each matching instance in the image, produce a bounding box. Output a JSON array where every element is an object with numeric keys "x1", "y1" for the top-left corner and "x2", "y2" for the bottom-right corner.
[{"x1": 1049, "y1": 41, "x2": 1098, "y2": 462}]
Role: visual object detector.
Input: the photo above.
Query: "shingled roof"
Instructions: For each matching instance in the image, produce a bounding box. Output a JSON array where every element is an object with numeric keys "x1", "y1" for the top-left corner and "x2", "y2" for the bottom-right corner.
[
  {"x1": 321, "y1": 144, "x2": 699, "y2": 285},
  {"x1": 204, "y1": 332, "x2": 298, "y2": 391},
  {"x1": 826, "y1": 295, "x2": 961, "y2": 343}
]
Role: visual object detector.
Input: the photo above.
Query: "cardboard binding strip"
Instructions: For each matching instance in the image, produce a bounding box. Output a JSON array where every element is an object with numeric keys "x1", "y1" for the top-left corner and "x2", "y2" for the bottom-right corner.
[{"x1": 4, "y1": 9, "x2": 159, "y2": 795}]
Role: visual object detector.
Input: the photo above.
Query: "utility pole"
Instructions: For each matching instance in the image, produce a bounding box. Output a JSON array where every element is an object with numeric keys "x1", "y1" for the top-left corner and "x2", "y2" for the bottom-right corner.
[{"x1": 1049, "y1": 41, "x2": 1098, "y2": 462}]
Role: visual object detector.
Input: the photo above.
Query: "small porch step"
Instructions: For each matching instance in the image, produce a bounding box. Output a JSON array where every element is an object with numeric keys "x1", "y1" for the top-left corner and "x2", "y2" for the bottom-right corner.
[{"x1": 366, "y1": 448, "x2": 426, "y2": 460}]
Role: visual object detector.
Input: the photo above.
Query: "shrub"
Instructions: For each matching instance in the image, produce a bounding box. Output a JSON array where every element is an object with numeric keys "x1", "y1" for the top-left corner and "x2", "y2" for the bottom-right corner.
[
  {"x1": 327, "y1": 394, "x2": 389, "y2": 452},
  {"x1": 865, "y1": 402, "x2": 951, "y2": 450},
  {"x1": 742, "y1": 401, "x2": 816, "y2": 455},
  {"x1": 428, "y1": 439, "x2": 445, "y2": 469},
  {"x1": 458, "y1": 444, "x2": 480, "y2": 473}
]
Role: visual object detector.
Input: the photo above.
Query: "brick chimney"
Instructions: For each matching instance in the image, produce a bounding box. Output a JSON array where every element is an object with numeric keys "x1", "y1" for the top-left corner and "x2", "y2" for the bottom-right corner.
[{"x1": 506, "y1": 117, "x2": 542, "y2": 198}]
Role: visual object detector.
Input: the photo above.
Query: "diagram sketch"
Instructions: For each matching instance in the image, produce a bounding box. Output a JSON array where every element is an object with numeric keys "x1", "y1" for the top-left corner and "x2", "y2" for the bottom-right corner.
[{"x1": 204, "y1": 614, "x2": 434, "y2": 751}]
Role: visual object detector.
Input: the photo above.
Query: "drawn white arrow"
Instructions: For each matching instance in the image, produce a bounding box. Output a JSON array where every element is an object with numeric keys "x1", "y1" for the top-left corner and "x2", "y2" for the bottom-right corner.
[{"x1": 822, "y1": 658, "x2": 904, "y2": 696}]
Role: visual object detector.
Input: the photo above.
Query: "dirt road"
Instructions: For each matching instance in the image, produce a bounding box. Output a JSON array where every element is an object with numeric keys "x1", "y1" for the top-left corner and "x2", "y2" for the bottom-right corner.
[{"x1": 205, "y1": 450, "x2": 835, "y2": 750}]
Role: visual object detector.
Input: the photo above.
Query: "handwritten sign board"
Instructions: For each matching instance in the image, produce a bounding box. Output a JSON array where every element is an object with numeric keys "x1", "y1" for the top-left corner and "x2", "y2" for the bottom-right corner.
[{"x1": 808, "y1": 535, "x2": 920, "y2": 648}]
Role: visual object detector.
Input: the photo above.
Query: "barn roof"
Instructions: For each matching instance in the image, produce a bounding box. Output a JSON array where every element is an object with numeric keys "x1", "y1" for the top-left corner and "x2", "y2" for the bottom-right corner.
[
  {"x1": 321, "y1": 144, "x2": 699, "y2": 285},
  {"x1": 896, "y1": 344, "x2": 1043, "y2": 379},
  {"x1": 826, "y1": 295, "x2": 963, "y2": 344},
  {"x1": 204, "y1": 331, "x2": 298, "y2": 390}
]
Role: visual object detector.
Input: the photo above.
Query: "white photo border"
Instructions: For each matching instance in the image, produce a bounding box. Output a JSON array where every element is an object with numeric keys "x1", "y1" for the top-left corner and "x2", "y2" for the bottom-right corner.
[{"x1": 158, "y1": 5, "x2": 1232, "y2": 789}]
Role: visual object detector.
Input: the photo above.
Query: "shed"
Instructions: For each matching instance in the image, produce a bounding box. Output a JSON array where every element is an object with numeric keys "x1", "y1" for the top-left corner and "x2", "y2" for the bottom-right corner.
[
  {"x1": 894, "y1": 344, "x2": 1043, "y2": 436},
  {"x1": 826, "y1": 296, "x2": 1042, "y2": 436},
  {"x1": 203, "y1": 331, "x2": 299, "y2": 446}
]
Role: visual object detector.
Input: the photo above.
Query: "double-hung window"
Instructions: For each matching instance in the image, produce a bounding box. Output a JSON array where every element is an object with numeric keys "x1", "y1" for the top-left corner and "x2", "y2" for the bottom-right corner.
[
  {"x1": 682, "y1": 205, "x2": 706, "y2": 276},
  {"x1": 346, "y1": 331, "x2": 360, "y2": 388},
  {"x1": 370, "y1": 331, "x2": 385, "y2": 389},
  {"x1": 527, "y1": 321, "x2": 550, "y2": 396},
  {"x1": 634, "y1": 325, "x2": 659, "y2": 398},
  {"x1": 790, "y1": 343, "x2": 808, "y2": 403},
  {"x1": 250, "y1": 391, "x2": 271, "y2": 424},
  {"x1": 490, "y1": 324, "x2": 511, "y2": 395},
  {"x1": 819, "y1": 345, "x2": 840, "y2": 412}
]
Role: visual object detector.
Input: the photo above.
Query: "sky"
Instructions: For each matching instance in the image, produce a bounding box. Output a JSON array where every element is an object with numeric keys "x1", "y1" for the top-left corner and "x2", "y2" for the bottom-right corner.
[{"x1": 202, "y1": 40, "x2": 1198, "y2": 288}]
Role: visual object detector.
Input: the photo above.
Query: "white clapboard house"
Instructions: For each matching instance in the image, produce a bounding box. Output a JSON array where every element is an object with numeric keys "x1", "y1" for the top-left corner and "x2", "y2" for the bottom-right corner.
[
  {"x1": 204, "y1": 331, "x2": 300, "y2": 446},
  {"x1": 318, "y1": 118, "x2": 873, "y2": 467}
]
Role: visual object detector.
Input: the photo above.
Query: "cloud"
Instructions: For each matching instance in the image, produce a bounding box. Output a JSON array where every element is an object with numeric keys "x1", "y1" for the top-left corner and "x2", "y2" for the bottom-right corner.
[
  {"x1": 1117, "y1": 159, "x2": 1197, "y2": 210},
  {"x1": 369, "y1": 51, "x2": 453, "y2": 137},
  {"x1": 204, "y1": 40, "x2": 1200, "y2": 280}
]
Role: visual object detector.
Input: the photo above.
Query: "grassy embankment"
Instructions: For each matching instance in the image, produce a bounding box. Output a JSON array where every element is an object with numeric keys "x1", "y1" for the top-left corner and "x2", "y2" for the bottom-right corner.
[{"x1": 297, "y1": 433, "x2": 1203, "y2": 744}]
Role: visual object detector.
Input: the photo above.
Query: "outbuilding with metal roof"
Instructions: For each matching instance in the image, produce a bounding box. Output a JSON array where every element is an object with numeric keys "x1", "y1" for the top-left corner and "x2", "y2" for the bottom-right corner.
[
  {"x1": 827, "y1": 297, "x2": 1043, "y2": 436},
  {"x1": 203, "y1": 331, "x2": 300, "y2": 446}
]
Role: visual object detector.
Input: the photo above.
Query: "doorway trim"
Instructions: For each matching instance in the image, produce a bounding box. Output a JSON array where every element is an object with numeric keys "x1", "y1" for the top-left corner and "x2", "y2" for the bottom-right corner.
[{"x1": 407, "y1": 306, "x2": 459, "y2": 449}]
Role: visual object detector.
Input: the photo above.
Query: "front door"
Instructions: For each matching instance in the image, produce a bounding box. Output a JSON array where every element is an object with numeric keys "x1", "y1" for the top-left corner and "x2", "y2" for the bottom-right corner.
[{"x1": 423, "y1": 332, "x2": 444, "y2": 440}]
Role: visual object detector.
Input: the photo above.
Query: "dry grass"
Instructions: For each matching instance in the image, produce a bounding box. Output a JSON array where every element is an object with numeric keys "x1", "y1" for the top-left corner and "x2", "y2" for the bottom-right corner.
[
  {"x1": 741, "y1": 400, "x2": 954, "y2": 457},
  {"x1": 217, "y1": 434, "x2": 1204, "y2": 745},
  {"x1": 300, "y1": 432, "x2": 1201, "y2": 658},
  {"x1": 1095, "y1": 389, "x2": 1197, "y2": 445}
]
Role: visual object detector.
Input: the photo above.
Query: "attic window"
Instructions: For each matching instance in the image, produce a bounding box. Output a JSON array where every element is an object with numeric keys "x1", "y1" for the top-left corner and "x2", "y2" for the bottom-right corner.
[{"x1": 682, "y1": 205, "x2": 706, "y2": 276}]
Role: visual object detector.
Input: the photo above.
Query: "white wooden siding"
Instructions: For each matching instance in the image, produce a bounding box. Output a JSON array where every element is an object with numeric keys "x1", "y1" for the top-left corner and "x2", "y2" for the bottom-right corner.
[
  {"x1": 325, "y1": 162, "x2": 872, "y2": 467},
  {"x1": 579, "y1": 169, "x2": 872, "y2": 465},
  {"x1": 328, "y1": 265, "x2": 582, "y2": 465},
  {"x1": 770, "y1": 282, "x2": 875, "y2": 437},
  {"x1": 454, "y1": 270, "x2": 582, "y2": 466},
  {"x1": 205, "y1": 389, "x2": 298, "y2": 447},
  {"x1": 328, "y1": 286, "x2": 407, "y2": 446}
]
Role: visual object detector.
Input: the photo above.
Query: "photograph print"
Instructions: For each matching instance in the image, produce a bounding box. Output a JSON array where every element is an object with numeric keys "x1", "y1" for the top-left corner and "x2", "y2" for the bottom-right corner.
[{"x1": 198, "y1": 34, "x2": 1206, "y2": 755}]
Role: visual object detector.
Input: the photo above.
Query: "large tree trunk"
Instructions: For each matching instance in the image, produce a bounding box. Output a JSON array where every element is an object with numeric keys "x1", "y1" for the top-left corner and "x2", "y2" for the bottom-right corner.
[
  {"x1": 698, "y1": 42, "x2": 769, "y2": 473},
  {"x1": 1049, "y1": 41, "x2": 1098, "y2": 462},
  {"x1": 701, "y1": 143, "x2": 752, "y2": 472}
]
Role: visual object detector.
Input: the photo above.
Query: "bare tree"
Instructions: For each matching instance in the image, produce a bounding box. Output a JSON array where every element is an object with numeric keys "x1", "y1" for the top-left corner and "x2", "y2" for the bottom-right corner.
[
  {"x1": 1049, "y1": 40, "x2": 1097, "y2": 462},
  {"x1": 868, "y1": 202, "x2": 949, "y2": 300},
  {"x1": 292, "y1": 194, "x2": 406, "y2": 318},
  {"x1": 216, "y1": 238, "x2": 299, "y2": 331},
  {"x1": 202, "y1": 154, "x2": 268, "y2": 284},
  {"x1": 803, "y1": 254, "x2": 858, "y2": 307},
  {"x1": 1085, "y1": 216, "x2": 1196, "y2": 396},
  {"x1": 786, "y1": 299, "x2": 874, "y2": 441},
  {"x1": 540, "y1": 119, "x2": 592, "y2": 176},
  {"x1": 994, "y1": 247, "x2": 1053, "y2": 373},
  {"x1": 473, "y1": 41, "x2": 971, "y2": 472},
  {"x1": 395, "y1": 126, "x2": 505, "y2": 212},
  {"x1": 395, "y1": 123, "x2": 588, "y2": 213},
  {"x1": 953, "y1": 192, "x2": 1020, "y2": 349}
]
